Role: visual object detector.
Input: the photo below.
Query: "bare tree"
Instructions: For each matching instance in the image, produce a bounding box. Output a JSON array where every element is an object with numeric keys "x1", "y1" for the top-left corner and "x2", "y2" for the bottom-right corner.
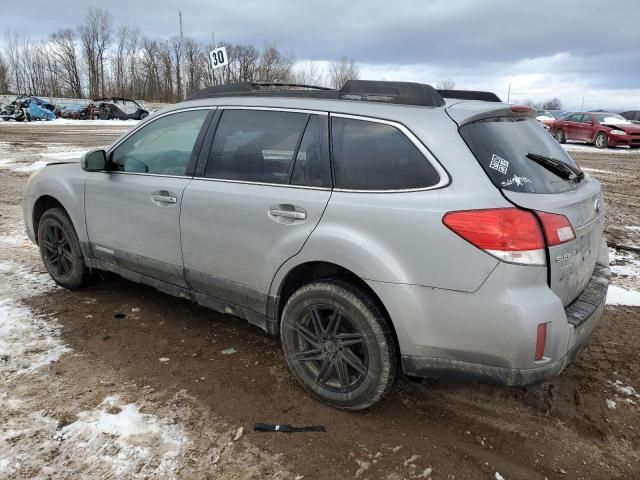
[
  {"x1": 171, "y1": 36, "x2": 182, "y2": 100},
  {"x1": 328, "y1": 57, "x2": 359, "y2": 89},
  {"x1": 291, "y1": 60, "x2": 325, "y2": 86},
  {"x1": 79, "y1": 7, "x2": 112, "y2": 97},
  {"x1": 1, "y1": 10, "x2": 360, "y2": 103},
  {"x1": 436, "y1": 78, "x2": 456, "y2": 90},
  {"x1": 183, "y1": 37, "x2": 204, "y2": 95},
  {"x1": 50, "y1": 30, "x2": 83, "y2": 97},
  {"x1": 0, "y1": 52, "x2": 9, "y2": 92},
  {"x1": 542, "y1": 97, "x2": 563, "y2": 110},
  {"x1": 258, "y1": 45, "x2": 294, "y2": 83}
]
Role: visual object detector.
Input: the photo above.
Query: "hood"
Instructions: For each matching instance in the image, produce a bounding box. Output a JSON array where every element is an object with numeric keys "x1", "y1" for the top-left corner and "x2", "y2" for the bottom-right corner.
[{"x1": 601, "y1": 123, "x2": 640, "y2": 132}]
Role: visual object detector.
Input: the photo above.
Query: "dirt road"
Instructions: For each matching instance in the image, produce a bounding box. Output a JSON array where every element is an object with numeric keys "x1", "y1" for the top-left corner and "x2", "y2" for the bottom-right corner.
[{"x1": 1, "y1": 122, "x2": 639, "y2": 480}]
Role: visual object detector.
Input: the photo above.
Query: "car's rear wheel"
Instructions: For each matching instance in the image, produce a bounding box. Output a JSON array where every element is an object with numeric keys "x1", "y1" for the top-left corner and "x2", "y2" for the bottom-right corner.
[
  {"x1": 37, "y1": 208, "x2": 89, "y2": 290},
  {"x1": 595, "y1": 132, "x2": 609, "y2": 149},
  {"x1": 554, "y1": 128, "x2": 566, "y2": 143},
  {"x1": 280, "y1": 280, "x2": 397, "y2": 410}
]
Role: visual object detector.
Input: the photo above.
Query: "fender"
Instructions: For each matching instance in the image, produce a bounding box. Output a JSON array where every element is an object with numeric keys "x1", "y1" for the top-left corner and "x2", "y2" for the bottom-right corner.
[{"x1": 24, "y1": 163, "x2": 91, "y2": 255}]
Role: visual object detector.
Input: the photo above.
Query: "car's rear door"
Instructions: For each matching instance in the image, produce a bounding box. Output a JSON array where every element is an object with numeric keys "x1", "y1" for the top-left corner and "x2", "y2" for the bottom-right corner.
[
  {"x1": 180, "y1": 107, "x2": 332, "y2": 315},
  {"x1": 562, "y1": 113, "x2": 581, "y2": 140},
  {"x1": 575, "y1": 113, "x2": 595, "y2": 142},
  {"x1": 459, "y1": 115, "x2": 605, "y2": 307},
  {"x1": 85, "y1": 108, "x2": 212, "y2": 287}
]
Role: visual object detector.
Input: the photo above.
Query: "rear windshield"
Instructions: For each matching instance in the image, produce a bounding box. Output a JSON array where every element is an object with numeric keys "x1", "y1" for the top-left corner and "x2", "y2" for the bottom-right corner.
[{"x1": 459, "y1": 117, "x2": 580, "y2": 194}]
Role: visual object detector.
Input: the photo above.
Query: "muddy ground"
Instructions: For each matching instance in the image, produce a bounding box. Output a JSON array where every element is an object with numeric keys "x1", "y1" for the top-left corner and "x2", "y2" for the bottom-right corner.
[{"x1": 1, "y1": 122, "x2": 639, "y2": 480}]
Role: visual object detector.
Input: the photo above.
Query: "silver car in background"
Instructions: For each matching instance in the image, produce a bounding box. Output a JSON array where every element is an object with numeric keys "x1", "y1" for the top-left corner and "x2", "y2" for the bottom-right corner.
[{"x1": 22, "y1": 81, "x2": 610, "y2": 409}]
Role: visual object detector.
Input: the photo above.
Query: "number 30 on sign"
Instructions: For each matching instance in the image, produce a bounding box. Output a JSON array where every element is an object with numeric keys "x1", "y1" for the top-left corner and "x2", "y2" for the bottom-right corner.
[{"x1": 209, "y1": 47, "x2": 228, "y2": 69}]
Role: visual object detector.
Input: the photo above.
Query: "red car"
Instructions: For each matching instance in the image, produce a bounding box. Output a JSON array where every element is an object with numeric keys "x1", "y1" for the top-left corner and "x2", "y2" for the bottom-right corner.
[{"x1": 549, "y1": 112, "x2": 640, "y2": 149}]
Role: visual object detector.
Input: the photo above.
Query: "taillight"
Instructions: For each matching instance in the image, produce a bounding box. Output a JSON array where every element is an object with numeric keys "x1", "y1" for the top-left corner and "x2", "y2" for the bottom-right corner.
[
  {"x1": 442, "y1": 208, "x2": 546, "y2": 266},
  {"x1": 535, "y1": 323, "x2": 547, "y2": 361},
  {"x1": 511, "y1": 105, "x2": 533, "y2": 113},
  {"x1": 536, "y1": 211, "x2": 575, "y2": 246}
]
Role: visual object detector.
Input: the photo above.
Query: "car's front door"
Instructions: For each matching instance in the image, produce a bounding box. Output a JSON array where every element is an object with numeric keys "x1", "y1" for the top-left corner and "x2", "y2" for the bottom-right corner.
[
  {"x1": 85, "y1": 108, "x2": 212, "y2": 287},
  {"x1": 180, "y1": 108, "x2": 332, "y2": 315}
]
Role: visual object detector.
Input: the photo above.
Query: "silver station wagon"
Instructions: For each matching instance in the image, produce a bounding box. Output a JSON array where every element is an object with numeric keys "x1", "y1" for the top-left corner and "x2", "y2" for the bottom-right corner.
[{"x1": 23, "y1": 81, "x2": 610, "y2": 409}]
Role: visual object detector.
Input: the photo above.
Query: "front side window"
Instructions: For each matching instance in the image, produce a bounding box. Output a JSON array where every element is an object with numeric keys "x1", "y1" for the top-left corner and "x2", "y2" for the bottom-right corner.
[
  {"x1": 110, "y1": 109, "x2": 209, "y2": 175},
  {"x1": 331, "y1": 117, "x2": 440, "y2": 190},
  {"x1": 206, "y1": 109, "x2": 308, "y2": 184}
]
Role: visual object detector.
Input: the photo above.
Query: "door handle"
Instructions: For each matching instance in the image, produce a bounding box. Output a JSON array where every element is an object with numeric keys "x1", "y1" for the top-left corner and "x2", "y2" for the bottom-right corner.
[
  {"x1": 269, "y1": 209, "x2": 306, "y2": 220},
  {"x1": 151, "y1": 193, "x2": 177, "y2": 204}
]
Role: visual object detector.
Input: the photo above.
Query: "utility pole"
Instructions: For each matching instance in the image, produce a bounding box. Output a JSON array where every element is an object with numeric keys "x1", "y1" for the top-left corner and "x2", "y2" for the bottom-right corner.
[
  {"x1": 507, "y1": 80, "x2": 511, "y2": 103},
  {"x1": 179, "y1": 11, "x2": 185, "y2": 100},
  {"x1": 580, "y1": 97, "x2": 585, "y2": 112}
]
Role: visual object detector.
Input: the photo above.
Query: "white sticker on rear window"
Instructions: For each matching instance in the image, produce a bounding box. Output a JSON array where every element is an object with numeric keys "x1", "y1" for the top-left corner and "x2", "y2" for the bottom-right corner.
[
  {"x1": 501, "y1": 174, "x2": 532, "y2": 188},
  {"x1": 489, "y1": 154, "x2": 509, "y2": 174}
]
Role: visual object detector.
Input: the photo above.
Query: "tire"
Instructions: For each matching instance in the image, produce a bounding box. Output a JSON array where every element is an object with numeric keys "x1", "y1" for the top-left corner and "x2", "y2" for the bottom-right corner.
[
  {"x1": 594, "y1": 132, "x2": 609, "y2": 149},
  {"x1": 37, "y1": 207, "x2": 89, "y2": 290},
  {"x1": 554, "y1": 128, "x2": 566, "y2": 144},
  {"x1": 280, "y1": 280, "x2": 397, "y2": 410},
  {"x1": 139, "y1": 112, "x2": 149, "y2": 120}
]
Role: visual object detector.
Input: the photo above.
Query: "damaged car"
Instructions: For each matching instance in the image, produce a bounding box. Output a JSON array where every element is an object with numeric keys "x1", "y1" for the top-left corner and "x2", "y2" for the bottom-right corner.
[
  {"x1": 0, "y1": 95, "x2": 56, "y2": 122},
  {"x1": 23, "y1": 81, "x2": 610, "y2": 410},
  {"x1": 550, "y1": 112, "x2": 640, "y2": 149},
  {"x1": 87, "y1": 97, "x2": 149, "y2": 120},
  {"x1": 55, "y1": 104, "x2": 89, "y2": 120}
]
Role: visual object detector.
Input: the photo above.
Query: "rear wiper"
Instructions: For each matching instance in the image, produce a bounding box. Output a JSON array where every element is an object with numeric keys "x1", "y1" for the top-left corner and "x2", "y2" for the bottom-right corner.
[{"x1": 526, "y1": 153, "x2": 585, "y2": 182}]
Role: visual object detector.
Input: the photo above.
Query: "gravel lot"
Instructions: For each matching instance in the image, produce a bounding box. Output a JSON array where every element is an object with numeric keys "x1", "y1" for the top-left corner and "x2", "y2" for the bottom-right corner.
[{"x1": 1, "y1": 121, "x2": 639, "y2": 480}]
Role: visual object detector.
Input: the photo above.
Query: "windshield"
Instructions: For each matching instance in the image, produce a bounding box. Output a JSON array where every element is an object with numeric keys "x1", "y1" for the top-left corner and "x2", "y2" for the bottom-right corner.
[
  {"x1": 593, "y1": 113, "x2": 631, "y2": 124},
  {"x1": 459, "y1": 117, "x2": 581, "y2": 194}
]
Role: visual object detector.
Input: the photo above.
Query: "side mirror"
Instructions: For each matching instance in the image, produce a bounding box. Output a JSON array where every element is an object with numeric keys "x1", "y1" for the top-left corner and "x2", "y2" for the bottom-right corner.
[{"x1": 81, "y1": 149, "x2": 107, "y2": 172}]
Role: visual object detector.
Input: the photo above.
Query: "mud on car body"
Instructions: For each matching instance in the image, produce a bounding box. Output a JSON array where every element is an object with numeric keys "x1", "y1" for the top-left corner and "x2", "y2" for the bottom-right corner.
[{"x1": 23, "y1": 81, "x2": 610, "y2": 409}]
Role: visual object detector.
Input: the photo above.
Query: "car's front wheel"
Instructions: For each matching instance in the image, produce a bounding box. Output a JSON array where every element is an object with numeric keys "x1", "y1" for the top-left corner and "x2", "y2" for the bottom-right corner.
[
  {"x1": 280, "y1": 280, "x2": 397, "y2": 410},
  {"x1": 594, "y1": 132, "x2": 609, "y2": 149},
  {"x1": 37, "y1": 208, "x2": 89, "y2": 290},
  {"x1": 554, "y1": 128, "x2": 566, "y2": 143}
]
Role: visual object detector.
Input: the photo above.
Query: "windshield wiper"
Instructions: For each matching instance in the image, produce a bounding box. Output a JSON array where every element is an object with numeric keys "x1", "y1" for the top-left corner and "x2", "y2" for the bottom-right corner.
[{"x1": 526, "y1": 153, "x2": 585, "y2": 183}]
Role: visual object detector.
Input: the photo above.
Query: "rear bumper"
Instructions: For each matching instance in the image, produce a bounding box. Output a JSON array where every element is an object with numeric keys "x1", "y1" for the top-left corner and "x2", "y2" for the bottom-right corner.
[
  {"x1": 368, "y1": 241, "x2": 611, "y2": 387},
  {"x1": 401, "y1": 275, "x2": 607, "y2": 386}
]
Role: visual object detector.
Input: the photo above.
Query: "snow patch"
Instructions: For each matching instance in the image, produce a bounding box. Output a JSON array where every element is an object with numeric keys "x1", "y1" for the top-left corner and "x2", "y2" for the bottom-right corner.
[
  {"x1": 606, "y1": 285, "x2": 640, "y2": 306},
  {"x1": 0, "y1": 297, "x2": 69, "y2": 377},
  {"x1": 54, "y1": 396, "x2": 187, "y2": 478}
]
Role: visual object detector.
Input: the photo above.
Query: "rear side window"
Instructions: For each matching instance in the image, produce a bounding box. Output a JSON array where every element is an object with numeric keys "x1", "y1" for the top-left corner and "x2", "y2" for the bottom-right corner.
[
  {"x1": 290, "y1": 115, "x2": 332, "y2": 188},
  {"x1": 331, "y1": 117, "x2": 440, "y2": 190},
  {"x1": 460, "y1": 117, "x2": 580, "y2": 194},
  {"x1": 206, "y1": 109, "x2": 307, "y2": 184}
]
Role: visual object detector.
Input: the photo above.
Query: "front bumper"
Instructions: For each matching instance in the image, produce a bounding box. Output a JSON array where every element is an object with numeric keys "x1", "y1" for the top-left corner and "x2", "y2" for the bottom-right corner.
[{"x1": 608, "y1": 133, "x2": 640, "y2": 147}]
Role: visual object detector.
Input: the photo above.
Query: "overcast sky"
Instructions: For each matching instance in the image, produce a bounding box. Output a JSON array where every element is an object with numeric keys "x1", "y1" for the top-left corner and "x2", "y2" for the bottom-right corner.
[{"x1": 3, "y1": 0, "x2": 639, "y2": 110}]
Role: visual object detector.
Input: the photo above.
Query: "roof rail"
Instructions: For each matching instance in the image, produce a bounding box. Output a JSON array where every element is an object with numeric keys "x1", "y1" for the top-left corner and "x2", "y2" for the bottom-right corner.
[
  {"x1": 438, "y1": 89, "x2": 502, "y2": 103},
  {"x1": 187, "y1": 80, "x2": 446, "y2": 107}
]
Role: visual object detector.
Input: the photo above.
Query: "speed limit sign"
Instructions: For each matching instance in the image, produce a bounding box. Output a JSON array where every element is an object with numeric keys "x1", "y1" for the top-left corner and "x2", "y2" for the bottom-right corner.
[{"x1": 209, "y1": 47, "x2": 228, "y2": 70}]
